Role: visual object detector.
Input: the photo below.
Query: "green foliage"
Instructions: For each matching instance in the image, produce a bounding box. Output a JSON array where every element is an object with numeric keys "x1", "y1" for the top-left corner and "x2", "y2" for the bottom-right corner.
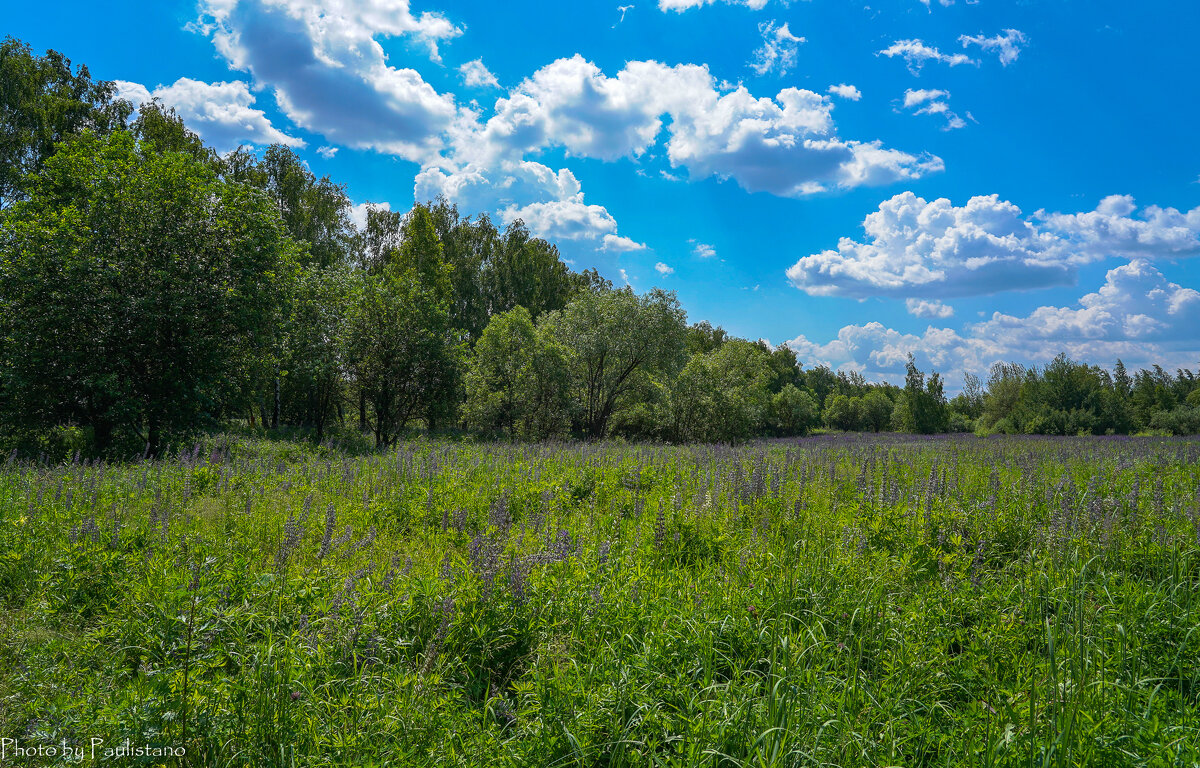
[
  {"x1": 482, "y1": 220, "x2": 574, "y2": 321},
  {"x1": 669, "y1": 339, "x2": 772, "y2": 442},
  {"x1": 1, "y1": 434, "x2": 1198, "y2": 765},
  {"x1": 860, "y1": 389, "x2": 894, "y2": 432},
  {"x1": 279, "y1": 266, "x2": 354, "y2": 442},
  {"x1": 1148, "y1": 405, "x2": 1200, "y2": 436},
  {"x1": 427, "y1": 198, "x2": 493, "y2": 340},
  {"x1": 226, "y1": 144, "x2": 354, "y2": 269},
  {"x1": 132, "y1": 100, "x2": 217, "y2": 165},
  {"x1": 0, "y1": 37, "x2": 132, "y2": 209},
  {"x1": 900, "y1": 356, "x2": 949, "y2": 434},
  {"x1": 759, "y1": 341, "x2": 802, "y2": 393},
  {"x1": 0, "y1": 130, "x2": 296, "y2": 455},
  {"x1": 344, "y1": 268, "x2": 464, "y2": 447},
  {"x1": 823, "y1": 393, "x2": 863, "y2": 432},
  {"x1": 770, "y1": 384, "x2": 820, "y2": 436},
  {"x1": 541, "y1": 287, "x2": 688, "y2": 439},
  {"x1": 685, "y1": 320, "x2": 728, "y2": 356},
  {"x1": 981, "y1": 362, "x2": 1026, "y2": 430},
  {"x1": 463, "y1": 307, "x2": 569, "y2": 439},
  {"x1": 5, "y1": 33, "x2": 1200, "y2": 455},
  {"x1": 798, "y1": 363, "x2": 839, "y2": 408}
]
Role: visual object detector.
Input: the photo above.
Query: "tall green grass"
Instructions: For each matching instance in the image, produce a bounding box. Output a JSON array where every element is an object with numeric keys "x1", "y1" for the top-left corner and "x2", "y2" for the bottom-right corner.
[{"x1": 0, "y1": 434, "x2": 1197, "y2": 766}]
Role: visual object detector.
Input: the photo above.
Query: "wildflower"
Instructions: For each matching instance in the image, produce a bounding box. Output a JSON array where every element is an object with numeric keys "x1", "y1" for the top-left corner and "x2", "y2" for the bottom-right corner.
[
  {"x1": 275, "y1": 513, "x2": 306, "y2": 570},
  {"x1": 317, "y1": 504, "x2": 337, "y2": 560}
]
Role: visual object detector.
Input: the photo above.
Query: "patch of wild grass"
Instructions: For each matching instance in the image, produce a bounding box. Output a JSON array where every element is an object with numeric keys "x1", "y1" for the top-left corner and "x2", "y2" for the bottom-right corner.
[{"x1": 0, "y1": 434, "x2": 1198, "y2": 765}]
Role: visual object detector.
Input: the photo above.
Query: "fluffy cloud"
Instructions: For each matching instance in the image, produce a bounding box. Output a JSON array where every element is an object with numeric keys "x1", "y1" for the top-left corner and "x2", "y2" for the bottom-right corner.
[
  {"x1": 424, "y1": 54, "x2": 940, "y2": 246},
  {"x1": 1037, "y1": 195, "x2": 1200, "y2": 261},
  {"x1": 900, "y1": 88, "x2": 965, "y2": 130},
  {"x1": 200, "y1": 0, "x2": 461, "y2": 63},
  {"x1": 907, "y1": 298, "x2": 954, "y2": 318},
  {"x1": 415, "y1": 159, "x2": 628, "y2": 245},
  {"x1": 787, "y1": 192, "x2": 1200, "y2": 298},
  {"x1": 960, "y1": 29, "x2": 1028, "y2": 66},
  {"x1": 114, "y1": 77, "x2": 303, "y2": 152},
  {"x1": 902, "y1": 89, "x2": 948, "y2": 109},
  {"x1": 691, "y1": 240, "x2": 717, "y2": 259},
  {"x1": 827, "y1": 84, "x2": 862, "y2": 101},
  {"x1": 785, "y1": 322, "x2": 991, "y2": 381},
  {"x1": 878, "y1": 39, "x2": 976, "y2": 74},
  {"x1": 749, "y1": 21, "x2": 805, "y2": 76},
  {"x1": 459, "y1": 59, "x2": 500, "y2": 89},
  {"x1": 505, "y1": 199, "x2": 621, "y2": 242},
  {"x1": 195, "y1": 0, "x2": 461, "y2": 162},
  {"x1": 658, "y1": 0, "x2": 770, "y2": 10},
  {"x1": 603, "y1": 234, "x2": 648, "y2": 252},
  {"x1": 191, "y1": 4, "x2": 939, "y2": 252},
  {"x1": 976, "y1": 260, "x2": 1200, "y2": 348},
  {"x1": 655, "y1": 261, "x2": 675, "y2": 275},
  {"x1": 786, "y1": 261, "x2": 1200, "y2": 383},
  {"x1": 467, "y1": 56, "x2": 938, "y2": 195},
  {"x1": 190, "y1": 2, "x2": 647, "y2": 252}
]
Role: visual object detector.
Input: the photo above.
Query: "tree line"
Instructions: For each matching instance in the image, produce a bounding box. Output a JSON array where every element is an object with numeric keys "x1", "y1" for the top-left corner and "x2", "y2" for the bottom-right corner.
[{"x1": 1, "y1": 38, "x2": 1198, "y2": 457}]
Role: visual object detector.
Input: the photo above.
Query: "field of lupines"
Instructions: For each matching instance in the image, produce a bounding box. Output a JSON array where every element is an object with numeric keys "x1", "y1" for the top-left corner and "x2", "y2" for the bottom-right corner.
[{"x1": 0, "y1": 434, "x2": 1198, "y2": 767}]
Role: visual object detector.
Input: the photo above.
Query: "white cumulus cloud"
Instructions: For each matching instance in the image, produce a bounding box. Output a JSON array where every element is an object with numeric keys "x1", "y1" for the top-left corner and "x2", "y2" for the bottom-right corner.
[
  {"x1": 189, "y1": 4, "x2": 941, "y2": 255},
  {"x1": 459, "y1": 59, "x2": 500, "y2": 89},
  {"x1": 827, "y1": 84, "x2": 862, "y2": 101},
  {"x1": 603, "y1": 234, "x2": 649, "y2": 252},
  {"x1": 907, "y1": 298, "x2": 955, "y2": 318},
  {"x1": 786, "y1": 192, "x2": 1200, "y2": 299},
  {"x1": 423, "y1": 54, "x2": 940, "y2": 248},
  {"x1": 655, "y1": 261, "x2": 675, "y2": 275},
  {"x1": 114, "y1": 77, "x2": 303, "y2": 152},
  {"x1": 786, "y1": 261, "x2": 1200, "y2": 384},
  {"x1": 194, "y1": 0, "x2": 461, "y2": 162},
  {"x1": 658, "y1": 0, "x2": 771, "y2": 11}
]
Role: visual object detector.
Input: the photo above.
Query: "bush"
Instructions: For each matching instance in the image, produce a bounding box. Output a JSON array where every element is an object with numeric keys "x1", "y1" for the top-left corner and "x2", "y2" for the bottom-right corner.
[
  {"x1": 947, "y1": 412, "x2": 974, "y2": 433},
  {"x1": 1148, "y1": 406, "x2": 1200, "y2": 435}
]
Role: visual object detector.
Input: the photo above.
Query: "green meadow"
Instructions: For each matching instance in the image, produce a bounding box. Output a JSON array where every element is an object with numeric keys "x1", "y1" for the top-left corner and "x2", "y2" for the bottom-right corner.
[{"x1": 1, "y1": 433, "x2": 1198, "y2": 767}]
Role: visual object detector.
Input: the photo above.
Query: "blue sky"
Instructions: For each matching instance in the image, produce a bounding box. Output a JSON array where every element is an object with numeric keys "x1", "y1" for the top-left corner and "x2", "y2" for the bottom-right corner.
[{"x1": 8, "y1": 0, "x2": 1200, "y2": 384}]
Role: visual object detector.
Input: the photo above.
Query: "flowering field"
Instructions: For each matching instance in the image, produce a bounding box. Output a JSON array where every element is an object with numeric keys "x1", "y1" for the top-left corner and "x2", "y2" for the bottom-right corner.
[{"x1": 1, "y1": 434, "x2": 1198, "y2": 767}]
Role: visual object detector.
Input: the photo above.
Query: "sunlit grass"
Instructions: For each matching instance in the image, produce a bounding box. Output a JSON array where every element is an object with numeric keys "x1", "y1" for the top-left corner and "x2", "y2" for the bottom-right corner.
[{"x1": 0, "y1": 433, "x2": 1197, "y2": 766}]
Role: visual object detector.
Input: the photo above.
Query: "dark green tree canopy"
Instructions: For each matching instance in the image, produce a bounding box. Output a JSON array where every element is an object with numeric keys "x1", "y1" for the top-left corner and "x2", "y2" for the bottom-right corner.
[{"x1": 0, "y1": 130, "x2": 298, "y2": 453}]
